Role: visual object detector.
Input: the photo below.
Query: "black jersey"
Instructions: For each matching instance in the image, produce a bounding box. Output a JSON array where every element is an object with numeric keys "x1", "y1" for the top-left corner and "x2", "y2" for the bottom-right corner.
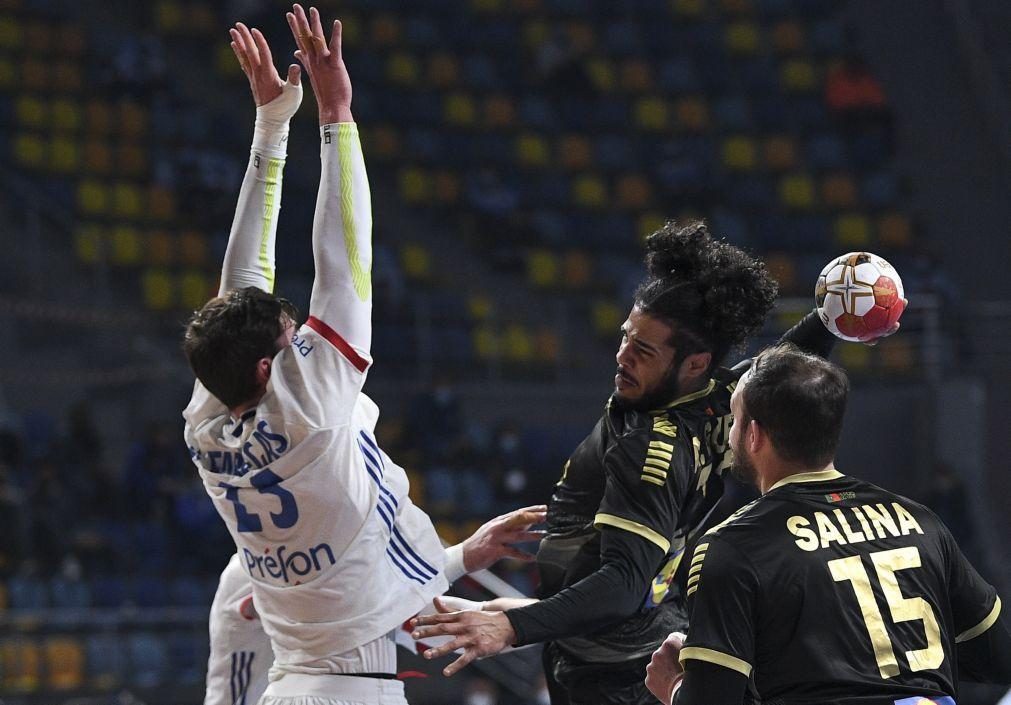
[
  {"x1": 682, "y1": 470, "x2": 1002, "y2": 705},
  {"x1": 536, "y1": 369, "x2": 737, "y2": 666}
]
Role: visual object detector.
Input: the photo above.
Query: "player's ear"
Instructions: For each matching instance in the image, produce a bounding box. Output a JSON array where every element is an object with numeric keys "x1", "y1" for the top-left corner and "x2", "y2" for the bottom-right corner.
[
  {"x1": 748, "y1": 419, "x2": 763, "y2": 454},
  {"x1": 678, "y1": 351, "x2": 711, "y2": 381},
  {"x1": 254, "y1": 357, "x2": 272, "y2": 386}
]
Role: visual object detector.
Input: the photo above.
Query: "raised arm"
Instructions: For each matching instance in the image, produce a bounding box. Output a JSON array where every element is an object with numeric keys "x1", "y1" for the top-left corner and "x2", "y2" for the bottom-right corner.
[
  {"x1": 287, "y1": 5, "x2": 372, "y2": 356},
  {"x1": 218, "y1": 23, "x2": 303, "y2": 296}
]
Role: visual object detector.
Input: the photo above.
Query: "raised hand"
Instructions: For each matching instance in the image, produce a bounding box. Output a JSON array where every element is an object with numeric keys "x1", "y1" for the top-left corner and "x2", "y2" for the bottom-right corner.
[
  {"x1": 286, "y1": 4, "x2": 352, "y2": 124},
  {"x1": 460, "y1": 504, "x2": 547, "y2": 572},
  {"x1": 229, "y1": 22, "x2": 301, "y2": 111}
]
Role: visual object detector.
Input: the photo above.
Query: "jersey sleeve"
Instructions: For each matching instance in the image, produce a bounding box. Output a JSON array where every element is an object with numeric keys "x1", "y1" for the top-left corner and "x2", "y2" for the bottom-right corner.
[
  {"x1": 308, "y1": 122, "x2": 373, "y2": 360},
  {"x1": 938, "y1": 522, "x2": 1001, "y2": 644},
  {"x1": 593, "y1": 419, "x2": 684, "y2": 554},
  {"x1": 680, "y1": 534, "x2": 759, "y2": 679}
]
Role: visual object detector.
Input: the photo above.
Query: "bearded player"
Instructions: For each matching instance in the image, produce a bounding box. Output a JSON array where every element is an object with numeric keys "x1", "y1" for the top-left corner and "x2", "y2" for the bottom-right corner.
[{"x1": 187, "y1": 9, "x2": 542, "y2": 705}]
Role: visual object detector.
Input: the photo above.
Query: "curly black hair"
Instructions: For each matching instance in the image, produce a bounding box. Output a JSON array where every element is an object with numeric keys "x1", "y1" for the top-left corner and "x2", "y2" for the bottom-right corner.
[
  {"x1": 634, "y1": 220, "x2": 779, "y2": 370},
  {"x1": 183, "y1": 287, "x2": 299, "y2": 408}
]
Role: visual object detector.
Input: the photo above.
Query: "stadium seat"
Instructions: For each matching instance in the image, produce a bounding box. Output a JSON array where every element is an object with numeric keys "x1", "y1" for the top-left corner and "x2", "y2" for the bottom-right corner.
[
  {"x1": 142, "y1": 268, "x2": 175, "y2": 311},
  {"x1": 591, "y1": 300, "x2": 623, "y2": 338},
  {"x1": 1, "y1": 639, "x2": 41, "y2": 692},
  {"x1": 398, "y1": 166, "x2": 430, "y2": 204},
  {"x1": 78, "y1": 179, "x2": 109, "y2": 214},
  {"x1": 111, "y1": 226, "x2": 142, "y2": 266},
  {"x1": 721, "y1": 0, "x2": 755, "y2": 13},
  {"x1": 779, "y1": 173, "x2": 816, "y2": 209},
  {"x1": 516, "y1": 133, "x2": 550, "y2": 167},
  {"x1": 127, "y1": 633, "x2": 169, "y2": 687},
  {"x1": 806, "y1": 133, "x2": 847, "y2": 170},
  {"x1": 558, "y1": 135, "x2": 592, "y2": 170},
  {"x1": 861, "y1": 171, "x2": 899, "y2": 207},
  {"x1": 84, "y1": 140, "x2": 113, "y2": 174},
  {"x1": 432, "y1": 170, "x2": 461, "y2": 204},
  {"x1": 49, "y1": 136, "x2": 79, "y2": 173},
  {"x1": 877, "y1": 212, "x2": 912, "y2": 248},
  {"x1": 880, "y1": 337, "x2": 914, "y2": 372},
  {"x1": 725, "y1": 22, "x2": 761, "y2": 55},
  {"x1": 503, "y1": 323, "x2": 534, "y2": 362},
  {"x1": 15, "y1": 95, "x2": 46, "y2": 129},
  {"x1": 117, "y1": 143, "x2": 148, "y2": 176},
  {"x1": 837, "y1": 342, "x2": 871, "y2": 371},
  {"x1": 367, "y1": 124, "x2": 401, "y2": 161},
  {"x1": 472, "y1": 324, "x2": 498, "y2": 360},
  {"x1": 118, "y1": 101, "x2": 148, "y2": 137},
  {"x1": 147, "y1": 185, "x2": 175, "y2": 221},
  {"x1": 44, "y1": 637, "x2": 85, "y2": 690},
  {"x1": 658, "y1": 57, "x2": 701, "y2": 93},
  {"x1": 821, "y1": 173, "x2": 858, "y2": 208},
  {"x1": 765, "y1": 252, "x2": 797, "y2": 293},
  {"x1": 0, "y1": 15, "x2": 22, "y2": 50},
  {"x1": 535, "y1": 328, "x2": 560, "y2": 362},
  {"x1": 371, "y1": 13, "x2": 402, "y2": 46},
  {"x1": 444, "y1": 92, "x2": 477, "y2": 126},
  {"x1": 400, "y1": 243, "x2": 433, "y2": 281},
  {"x1": 675, "y1": 97, "x2": 709, "y2": 132},
  {"x1": 673, "y1": 0, "x2": 705, "y2": 18},
  {"x1": 112, "y1": 182, "x2": 144, "y2": 218},
  {"x1": 85, "y1": 634, "x2": 125, "y2": 689},
  {"x1": 50, "y1": 98, "x2": 81, "y2": 131},
  {"x1": 722, "y1": 136, "x2": 757, "y2": 171},
  {"x1": 527, "y1": 249, "x2": 558, "y2": 288},
  {"x1": 8, "y1": 576, "x2": 48, "y2": 609},
  {"x1": 763, "y1": 135, "x2": 797, "y2": 171},
  {"x1": 484, "y1": 94, "x2": 515, "y2": 128},
  {"x1": 74, "y1": 224, "x2": 104, "y2": 264},
  {"x1": 53, "y1": 60, "x2": 83, "y2": 92},
  {"x1": 621, "y1": 58, "x2": 653, "y2": 93},
  {"x1": 633, "y1": 97, "x2": 669, "y2": 131},
  {"x1": 0, "y1": 56, "x2": 14, "y2": 88},
  {"x1": 179, "y1": 230, "x2": 208, "y2": 267},
  {"x1": 387, "y1": 52, "x2": 420, "y2": 85},
  {"x1": 586, "y1": 57, "x2": 616, "y2": 92},
  {"x1": 834, "y1": 213, "x2": 871, "y2": 247},
  {"x1": 572, "y1": 174, "x2": 607, "y2": 209},
  {"x1": 771, "y1": 20, "x2": 804, "y2": 53},
  {"x1": 14, "y1": 133, "x2": 46, "y2": 169},
  {"x1": 49, "y1": 577, "x2": 91, "y2": 608},
  {"x1": 21, "y1": 58, "x2": 47, "y2": 91},
  {"x1": 615, "y1": 173, "x2": 652, "y2": 209}
]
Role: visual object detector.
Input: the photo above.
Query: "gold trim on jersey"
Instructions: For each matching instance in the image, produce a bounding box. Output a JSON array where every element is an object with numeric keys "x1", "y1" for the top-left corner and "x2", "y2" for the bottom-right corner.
[
  {"x1": 956, "y1": 596, "x2": 1002, "y2": 643},
  {"x1": 650, "y1": 379, "x2": 716, "y2": 412},
  {"x1": 651, "y1": 417, "x2": 677, "y2": 438},
  {"x1": 594, "y1": 513, "x2": 671, "y2": 553},
  {"x1": 686, "y1": 542, "x2": 709, "y2": 597},
  {"x1": 679, "y1": 647, "x2": 752, "y2": 677},
  {"x1": 768, "y1": 467, "x2": 844, "y2": 491},
  {"x1": 642, "y1": 439, "x2": 674, "y2": 485},
  {"x1": 642, "y1": 475, "x2": 665, "y2": 487},
  {"x1": 642, "y1": 465, "x2": 667, "y2": 479}
]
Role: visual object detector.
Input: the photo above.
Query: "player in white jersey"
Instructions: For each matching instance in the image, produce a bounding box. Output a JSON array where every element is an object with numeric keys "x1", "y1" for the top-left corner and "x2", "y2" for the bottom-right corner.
[{"x1": 185, "y1": 9, "x2": 542, "y2": 704}]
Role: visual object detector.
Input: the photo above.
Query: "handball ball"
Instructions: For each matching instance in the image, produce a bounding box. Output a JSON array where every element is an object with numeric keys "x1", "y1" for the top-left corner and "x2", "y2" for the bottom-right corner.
[{"x1": 815, "y1": 252, "x2": 906, "y2": 342}]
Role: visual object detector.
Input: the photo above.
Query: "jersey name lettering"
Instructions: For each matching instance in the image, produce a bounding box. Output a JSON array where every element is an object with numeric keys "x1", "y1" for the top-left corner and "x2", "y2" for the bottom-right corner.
[
  {"x1": 787, "y1": 502, "x2": 924, "y2": 551},
  {"x1": 208, "y1": 420, "x2": 290, "y2": 476}
]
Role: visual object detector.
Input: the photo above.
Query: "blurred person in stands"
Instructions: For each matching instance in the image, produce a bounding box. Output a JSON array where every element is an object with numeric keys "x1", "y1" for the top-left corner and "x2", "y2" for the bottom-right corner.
[
  {"x1": 184, "y1": 9, "x2": 544, "y2": 705},
  {"x1": 411, "y1": 223, "x2": 903, "y2": 704},
  {"x1": 643, "y1": 345, "x2": 1010, "y2": 704}
]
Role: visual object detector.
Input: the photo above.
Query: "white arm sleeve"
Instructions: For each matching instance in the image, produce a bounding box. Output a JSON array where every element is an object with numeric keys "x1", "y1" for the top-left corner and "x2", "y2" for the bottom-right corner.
[
  {"x1": 218, "y1": 81, "x2": 302, "y2": 296},
  {"x1": 307, "y1": 122, "x2": 373, "y2": 356}
]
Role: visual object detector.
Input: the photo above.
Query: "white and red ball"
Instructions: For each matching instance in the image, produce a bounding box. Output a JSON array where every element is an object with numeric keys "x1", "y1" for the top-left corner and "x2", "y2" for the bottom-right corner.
[{"x1": 815, "y1": 252, "x2": 906, "y2": 342}]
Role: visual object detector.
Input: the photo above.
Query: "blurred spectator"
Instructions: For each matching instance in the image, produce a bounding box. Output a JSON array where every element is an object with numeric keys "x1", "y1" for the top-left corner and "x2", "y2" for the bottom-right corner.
[
  {"x1": 405, "y1": 378, "x2": 465, "y2": 462},
  {"x1": 0, "y1": 458, "x2": 28, "y2": 577},
  {"x1": 122, "y1": 422, "x2": 190, "y2": 524},
  {"x1": 27, "y1": 458, "x2": 77, "y2": 574}
]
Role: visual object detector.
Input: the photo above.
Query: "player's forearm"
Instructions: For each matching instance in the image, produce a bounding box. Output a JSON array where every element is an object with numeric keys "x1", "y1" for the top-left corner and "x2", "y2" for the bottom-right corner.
[
  {"x1": 956, "y1": 610, "x2": 1011, "y2": 683},
  {"x1": 778, "y1": 308, "x2": 837, "y2": 359},
  {"x1": 674, "y1": 660, "x2": 748, "y2": 705},
  {"x1": 308, "y1": 122, "x2": 373, "y2": 352}
]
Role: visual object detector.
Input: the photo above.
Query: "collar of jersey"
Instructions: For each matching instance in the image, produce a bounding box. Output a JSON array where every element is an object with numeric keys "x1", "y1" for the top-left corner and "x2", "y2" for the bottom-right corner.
[
  {"x1": 768, "y1": 467, "x2": 843, "y2": 491},
  {"x1": 650, "y1": 379, "x2": 716, "y2": 413}
]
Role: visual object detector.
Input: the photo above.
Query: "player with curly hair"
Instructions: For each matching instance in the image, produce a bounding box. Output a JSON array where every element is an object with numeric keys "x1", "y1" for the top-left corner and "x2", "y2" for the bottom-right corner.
[{"x1": 412, "y1": 221, "x2": 896, "y2": 704}]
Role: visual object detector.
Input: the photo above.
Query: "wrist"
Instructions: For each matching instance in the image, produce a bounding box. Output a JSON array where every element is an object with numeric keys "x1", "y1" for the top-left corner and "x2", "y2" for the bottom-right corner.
[
  {"x1": 443, "y1": 543, "x2": 467, "y2": 583},
  {"x1": 669, "y1": 672, "x2": 685, "y2": 705},
  {"x1": 252, "y1": 118, "x2": 291, "y2": 155}
]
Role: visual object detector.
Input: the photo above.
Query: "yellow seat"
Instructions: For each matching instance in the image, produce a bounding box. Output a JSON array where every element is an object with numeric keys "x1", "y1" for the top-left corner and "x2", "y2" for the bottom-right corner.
[
  {"x1": 387, "y1": 52, "x2": 419, "y2": 85},
  {"x1": 834, "y1": 213, "x2": 871, "y2": 247},
  {"x1": 400, "y1": 243, "x2": 432, "y2": 281},
  {"x1": 156, "y1": 0, "x2": 183, "y2": 32},
  {"x1": 77, "y1": 179, "x2": 109, "y2": 214},
  {"x1": 44, "y1": 637, "x2": 84, "y2": 691},
  {"x1": 523, "y1": 19, "x2": 550, "y2": 49},
  {"x1": 467, "y1": 294, "x2": 493, "y2": 321},
  {"x1": 676, "y1": 97, "x2": 709, "y2": 132},
  {"x1": 142, "y1": 268, "x2": 175, "y2": 310},
  {"x1": 838, "y1": 342, "x2": 870, "y2": 371},
  {"x1": 0, "y1": 56, "x2": 14, "y2": 88},
  {"x1": 516, "y1": 133, "x2": 550, "y2": 167},
  {"x1": 621, "y1": 59, "x2": 653, "y2": 93},
  {"x1": 0, "y1": 16, "x2": 23, "y2": 50},
  {"x1": 216, "y1": 43, "x2": 241, "y2": 77},
  {"x1": 822, "y1": 173, "x2": 857, "y2": 208},
  {"x1": 472, "y1": 0, "x2": 504, "y2": 12},
  {"x1": 503, "y1": 323, "x2": 534, "y2": 362},
  {"x1": 179, "y1": 230, "x2": 208, "y2": 267},
  {"x1": 428, "y1": 53, "x2": 459, "y2": 88},
  {"x1": 586, "y1": 58, "x2": 616, "y2": 92},
  {"x1": 338, "y1": 14, "x2": 361, "y2": 46},
  {"x1": 616, "y1": 173, "x2": 652, "y2": 209},
  {"x1": 781, "y1": 60, "x2": 818, "y2": 92},
  {"x1": 763, "y1": 135, "x2": 797, "y2": 171},
  {"x1": 527, "y1": 249, "x2": 558, "y2": 288},
  {"x1": 51, "y1": 99, "x2": 81, "y2": 131},
  {"x1": 673, "y1": 0, "x2": 706, "y2": 18},
  {"x1": 398, "y1": 167, "x2": 430, "y2": 204},
  {"x1": 14, "y1": 133, "x2": 46, "y2": 169},
  {"x1": 725, "y1": 22, "x2": 760, "y2": 55},
  {"x1": 435, "y1": 520, "x2": 460, "y2": 545},
  {"x1": 1, "y1": 639, "x2": 41, "y2": 692},
  {"x1": 591, "y1": 300, "x2": 623, "y2": 338},
  {"x1": 638, "y1": 212, "x2": 666, "y2": 242},
  {"x1": 147, "y1": 229, "x2": 174, "y2": 265},
  {"x1": 572, "y1": 174, "x2": 607, "y2": 209},
  {"x1": 779, "y1": 173, "x2": 815, "y2": 209},
  {"x1": 74, "y1": 224, "x2": 104, "y2": 264},
  {"x1": 472, "y1": 324, "x2": 498, "y2": 360},
  {"x1": 179, "y1": 269, "x2": 211, "y2": 310},
  {"x1": 771, "y1": 20, "x2": 804, "y2": 53},
  {"x1": 83, "y1": 140, "x2": 113, "y2": 174},
  {"x1": 111, "y1": 226, "x2": 142, "y2": 266},
  {"x1": 877, "y1": 212, "x2": 912, "y2": 248},
  {"x1": 558, "y1": 135, "x2": 592, "y2": 171},
  {"x1": 444, "y1": 93, "x2": 476, "y2": 126},
  {"x1": 112, "y1": 182, "x2": 144, "y2": 218},
  {"x1": 484, "y1": 94, "x2": 515, "y2": 128},
  {"x1": 633, "y1": 97, "x2": 669, "y2": 131},
  {"x1": 50, "y1": 136, "x2": 80, "y2": 173},
  {"x1": 722, "y1": 136, "x2": 757, "y2": 171},
  {"x1": 432, "y1": 170, "x2": 460, "y2": 204},
  {"x1": 16, "y1": 96, "x2": 47, "y2": 129}
]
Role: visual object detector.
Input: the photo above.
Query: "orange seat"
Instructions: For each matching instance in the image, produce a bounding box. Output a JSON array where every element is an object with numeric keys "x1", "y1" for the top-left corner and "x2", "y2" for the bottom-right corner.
[
  {"x1": 370, "y1": 14, "x2": 401, "y2": 46},
  {"x1": 44, "y1": 637, "x2": 84, "y2": 690},
  {"x1": 484, "y1": 94, "x2": 515, "y2": 128},
  {"x1": 771, "y1": 20, "x2": 804, "y2": 53},
  {"x1": 562, "y1": 251, "x2": 592, "y2": 289},
  {"x1": 621, "y1": 59, "x2": 653, "y2": 93},
  {"x1": 877, "y1": 212, "x2": 912, "y2": 248},
  {"x1": 1, "y1": 639, "x2": 41, "y2": 692},
  {"x1": 179, "y1": 230, "x2": 208, "y2": 267},
  {"x1": 822, "y1": 173, "x2": 858, "y2": 208},
  {"x1": 763, "y1": 135, "x2": 797, "y2": 171},
  {"x1": 616, "y1": 173, "x2": 653, "y2": 209},
  {"x1": 53, "y1": 61, "x2": 83, "y2": 91},
  {"x1": 676, "y1": 97, "x2": 709, "y2": 132},
  {"x1": 83, "y1": 140, "x2": 113, "y2": 174},
  {"x1": 147, "y1": 229, "x2": 174, "y2": 265},
  {"x1": 432, "y1": 170, "x2": 460, "y2": 204},
  {"x1": 558, "y1": 135, "x2": 592, "y2": 171}
]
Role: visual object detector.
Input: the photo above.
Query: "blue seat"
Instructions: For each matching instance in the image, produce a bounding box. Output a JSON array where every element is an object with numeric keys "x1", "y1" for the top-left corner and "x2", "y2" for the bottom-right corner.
[
  {"x1": 862, "y1": 172, "x2": 899, "y2": 207},
  {"x1": 404, "y1": 16, "x2": 441, "y2": 47},
  {"x1": 710, "y1": 208, "x2": 752, "y2": 247},
  {"x1": 86, "y1": 634, "x2": 127, "y2": 686},
  {"x1": 50, "y1": 578, "x2": 91, "y2": 608},
  {"x1": 850, "y1": 130, "x2": 890, "y2": 169},
  {"x1": 462, "y1": 55, "x2": 499, "y2": 90},
  {"x1": 658, "y1": 57, "x2": 701, "y2": 93},
  {"x1": 91, "y1": 576, "x2": 128, "y2": 608},
  {"x1": 729, "y1": 175, "x2": 776, "y2": 210},
  {"x1": 519, "y1": 96, "x2": 558, "y2": 130},
  {"x1": 169, "y1": 576, "x2": 205, "y2": 606},
  {"x1": 713, "y1": 96, "x2": 751, "y2": 131},
  {"x1": 8, "y1": 576, "x2": 48, "y2": 609},
  {"x1": 167, "y1": 632, "x2": 203, "y2": 686},
  {"x1": 806, "y1": 134, "x2": 848, "y2": 170},
  {"x1": 127, "y1": 633, "x2": 169, "y2": 688},
  {"x1": 603, "y1": 20, "x2": 640, "y2": 55},
  {"x1": 131, "y1": 576, "x2": 169, "y2": 608},
  {"x1": 596, "y1": 135, "x2": 636, "y2": 170}
]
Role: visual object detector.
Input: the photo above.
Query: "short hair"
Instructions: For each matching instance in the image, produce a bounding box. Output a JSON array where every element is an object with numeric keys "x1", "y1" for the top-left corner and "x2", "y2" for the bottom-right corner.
[
  {"x1": 634, "y1": 220, "x2": 778, "y2": 370},
  {"x1": 740, "y1": 343, "x2": 849, "y2": 468},
  {"x1": 183, "y1": 287, "x2": 298, "y2": 408}
]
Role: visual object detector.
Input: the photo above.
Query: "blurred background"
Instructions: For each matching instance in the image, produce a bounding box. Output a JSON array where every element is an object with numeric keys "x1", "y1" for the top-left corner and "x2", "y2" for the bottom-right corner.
[{"x1": 0, "y1": 0, "x2": 1009, "y2": 703}]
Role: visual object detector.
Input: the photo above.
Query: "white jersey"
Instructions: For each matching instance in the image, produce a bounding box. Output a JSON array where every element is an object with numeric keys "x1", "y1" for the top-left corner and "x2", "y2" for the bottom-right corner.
[{"x1": 184, "y1": 324, "x2": 448, "y2": 675}]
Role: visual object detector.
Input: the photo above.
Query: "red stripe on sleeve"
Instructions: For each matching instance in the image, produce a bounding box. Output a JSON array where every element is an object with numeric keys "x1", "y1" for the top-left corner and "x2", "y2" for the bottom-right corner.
[{"x1": 305, "y1": 316, "x2": 369, "y2": 373}]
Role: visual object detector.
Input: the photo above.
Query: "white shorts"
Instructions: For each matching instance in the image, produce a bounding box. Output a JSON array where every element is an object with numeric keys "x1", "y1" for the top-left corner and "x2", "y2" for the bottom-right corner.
[{"x1": 259, "y1": 673, "x2": 407, "y2": 705}]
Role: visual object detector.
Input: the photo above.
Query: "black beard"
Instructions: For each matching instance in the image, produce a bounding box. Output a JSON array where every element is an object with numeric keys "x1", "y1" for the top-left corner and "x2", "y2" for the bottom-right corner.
[
  {"x1": 612, "y1": 365, "x2": 681, "y2": 413},
  {"x1": 730, "y1": 448, "x2": 759, "y2": 489}
]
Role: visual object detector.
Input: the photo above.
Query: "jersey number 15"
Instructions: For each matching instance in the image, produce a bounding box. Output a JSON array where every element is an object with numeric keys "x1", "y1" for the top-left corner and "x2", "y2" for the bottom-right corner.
[{"x1": 829, "y1": 546, "x2": 944, "y2": 679}]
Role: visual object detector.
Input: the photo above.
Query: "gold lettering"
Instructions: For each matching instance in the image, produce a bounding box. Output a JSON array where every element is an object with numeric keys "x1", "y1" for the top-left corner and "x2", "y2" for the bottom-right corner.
[
  {"x1": 892, "y1": 503, "x2": 924, "y2": 536},
  {"x1": 834, "y1": 509, "x2": 866, "y2": 543},
  {"x1": 787, "y1": 515, "x2": 819, "y2": 551},
  {"x1": 863, "y1": 504, "x2": 900, "y2": 539},
  {"x1": 815, "y1": 511, "x2": 848, "y2": 548},
  {"x1": 852, "y1": 506, "x2": 874, "y2": 540}
]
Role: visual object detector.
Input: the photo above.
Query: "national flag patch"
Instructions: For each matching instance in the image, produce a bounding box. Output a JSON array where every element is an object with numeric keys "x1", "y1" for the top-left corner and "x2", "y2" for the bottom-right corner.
[{"x1": 825, "y1": 491, "x2": 856, "y2": 502}]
